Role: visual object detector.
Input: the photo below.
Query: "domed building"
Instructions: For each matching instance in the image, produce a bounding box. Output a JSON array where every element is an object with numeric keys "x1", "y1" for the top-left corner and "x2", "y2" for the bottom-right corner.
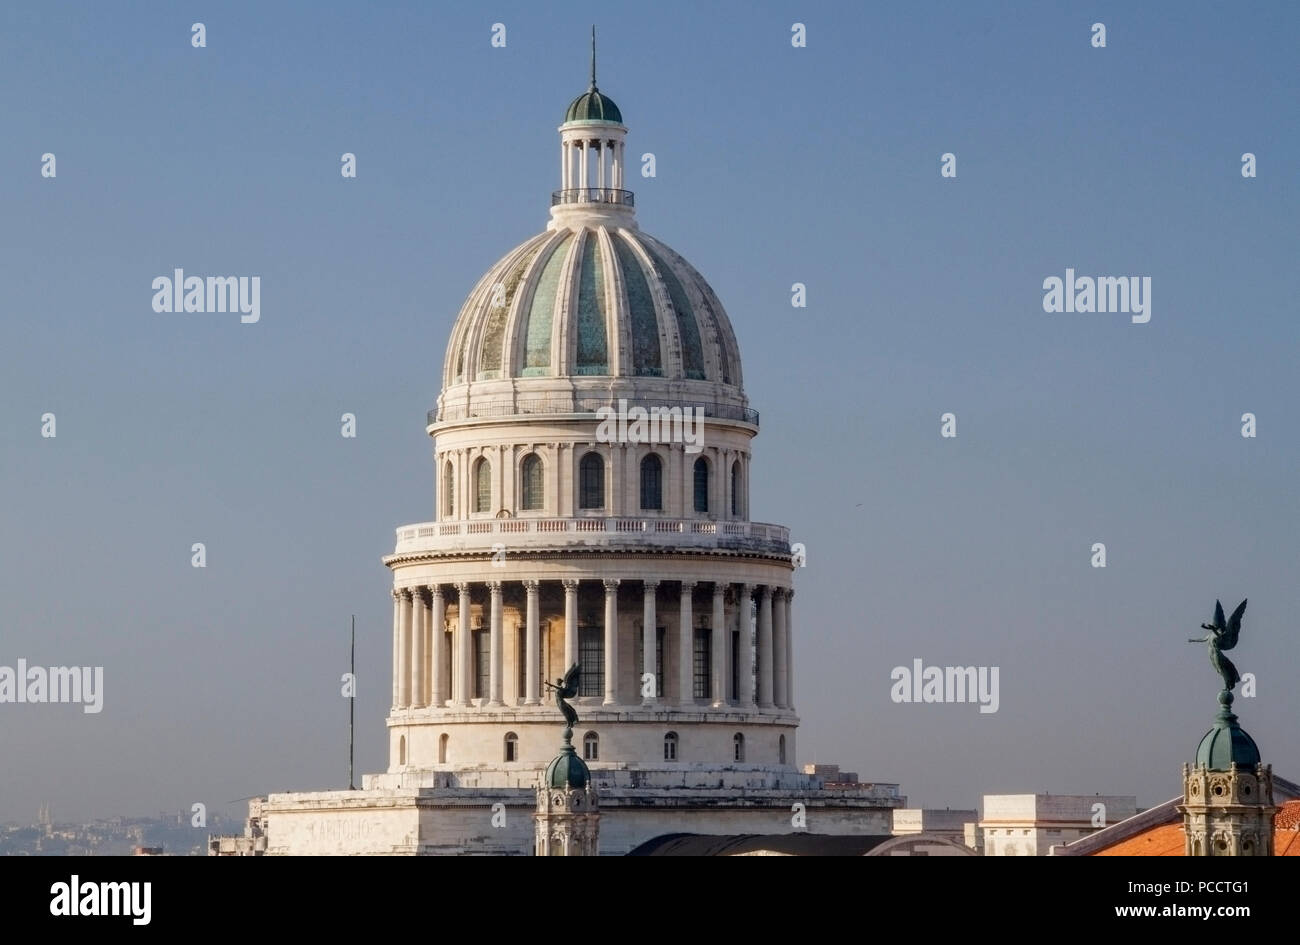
[{"x1": 255, "y1": 50, "x2": 904, "y2": 854}]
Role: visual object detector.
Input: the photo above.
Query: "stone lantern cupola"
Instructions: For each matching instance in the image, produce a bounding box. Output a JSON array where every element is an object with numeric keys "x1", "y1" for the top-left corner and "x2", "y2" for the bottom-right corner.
[{"x1": 551, "y1": 27, "x2": 634, "y2": 232}]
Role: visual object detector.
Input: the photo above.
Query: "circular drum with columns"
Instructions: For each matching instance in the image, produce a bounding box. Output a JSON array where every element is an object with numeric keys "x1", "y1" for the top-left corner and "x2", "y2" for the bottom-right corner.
[{"x1": 382, "y1": 70, "x2": 798, "y2": 790}]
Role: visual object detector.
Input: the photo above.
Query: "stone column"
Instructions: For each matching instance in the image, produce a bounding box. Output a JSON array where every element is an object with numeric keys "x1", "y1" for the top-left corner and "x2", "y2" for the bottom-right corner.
[
  {"x1": 611, "y1": 140, "x2": 620, "y2": 189},
  {"x1": 785, "y1": 590, "x2": 795, "y2": 709},
  {"x1": 579, "y1": 140, "x2": 588, "y2": 193},
  {"x1": 711, "y1": 583, "x2": 726, "y2": 707},
  {"x1": 560, "y1": 139, "x2": 568, "y2": 190},
  {"x1": 773, "y1": 588, "x2": 788, "y2": 709},
  {"x1": 524, "y1": 580, "x2": 540, "y2": 705},
  {"x1": 430, "y1": 585, "x2": 446, "y2": 707},
  {"x1": 397, "y1": 589, "x2": 413, "y2": 707},
  {"x1": 737, "y1": 584, "x2": 754, "y2": 708},
  {"x1": 603, "y1": 579, "x2": 619, "y2": 705},
  {"x1": 757, "y1": 586, "x2": 773, "y2": 708},
  {"x1": 597, "y1": 140, "x2": 605, "y2": 190},
  {"x1": 488, "y1": 581, "x2": 504, "y2": 706},
  {"x1": 642, "y1": 581, "x2": 658, "y2": 704},
  {"x1": 456, "y1": 583, "x2": 472, "y2": 706},
  {"x1": 390, "y1": 589, "x2": 402, "y2": 708},
  {"x1": 563, "y1": 580, "x2": 579, "y2": 670},
  {"x1": 678, "y1": 582, "x2": 695, "y2": 704},
  {"x1": 410, "y1": 588, "x2": 426, "y2": 708}
]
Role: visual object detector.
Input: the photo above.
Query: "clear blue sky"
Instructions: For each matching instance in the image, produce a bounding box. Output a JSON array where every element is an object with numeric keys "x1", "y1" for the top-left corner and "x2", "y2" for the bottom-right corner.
[{"x1": 1, "y1": 0, "x2": 1296, "y2": 824}]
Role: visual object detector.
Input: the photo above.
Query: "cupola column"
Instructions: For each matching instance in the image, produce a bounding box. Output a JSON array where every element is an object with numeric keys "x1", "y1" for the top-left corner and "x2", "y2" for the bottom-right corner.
[
  {"x1": 390, "y1": 589, "x2": 402, "y2": 708},
  {"x1": 397, "y1": 588, "x2": 413, "y2": 707},
  {"x1": 579, "y1": 140, "x2": 589, "y2": 193},
  {"x1": 737, "y1": 584, "x2": 754, "y2": 708},
  {"x1": 563, "y1": 580, "x2": 580, "y2": 670}
]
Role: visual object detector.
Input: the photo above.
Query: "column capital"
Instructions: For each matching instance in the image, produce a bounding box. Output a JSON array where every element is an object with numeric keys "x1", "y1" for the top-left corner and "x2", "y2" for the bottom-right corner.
[
  {"x1": 603, "y1": 578, "x2": 620, "y2": 592},
  {"x1": 455, "y1": 582, "x2": 472, "y2": 595},
  {"x1": 487, "y1": 581, "x2": 503, "y2": 594},
  {"x1": 391, "y1": 588, "x2": 402, "y2": 602},
  {"x1": 643, "y1": 580, "x2": 660, "y2": 591},
  {"x1": 429, "y1": 584, "x2": 443, "y2": 600},
  {"x1": 680, "y1": 580, "x2": 697, "y2": 592},
  {"x1": 757, "y1": 585, "x2": 771, "y2": 600},
  {"x1": 562, "y1": 579, "x2": 580, "y2": 591},
  {"x1": 771, "y1": 587, "x2": 786, "y2": 602},
  {"x1": 785, "y1": 589, "x2": 795, "y2": 602},
  {"x1": 523, "y1": 579, "x2": 540, "y2": 593},
  {"x1": 712, "y1": 581, "x2": 726, "y2": 598}
]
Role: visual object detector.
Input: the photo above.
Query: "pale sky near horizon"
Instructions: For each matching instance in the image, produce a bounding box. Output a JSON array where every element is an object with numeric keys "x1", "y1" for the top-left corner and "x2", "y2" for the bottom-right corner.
[{"x1": 1, "y1": 1, "x2": 1297, "y2": 826}]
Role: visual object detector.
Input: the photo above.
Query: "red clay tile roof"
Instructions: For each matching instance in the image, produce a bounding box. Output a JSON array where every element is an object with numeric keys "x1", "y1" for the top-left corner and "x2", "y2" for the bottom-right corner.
[{"x1": 1092, "y1": 800, "x2": 1300, "y2": 856}]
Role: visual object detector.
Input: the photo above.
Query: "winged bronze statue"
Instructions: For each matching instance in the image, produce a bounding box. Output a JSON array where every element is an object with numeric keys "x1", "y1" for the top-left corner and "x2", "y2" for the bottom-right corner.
[
  {"x1": 544, "y1": 663, "x2": 581, "y2": 739},
  {"x1": 1188, "y1": 599, "x2": 1247, "y2": 692}
]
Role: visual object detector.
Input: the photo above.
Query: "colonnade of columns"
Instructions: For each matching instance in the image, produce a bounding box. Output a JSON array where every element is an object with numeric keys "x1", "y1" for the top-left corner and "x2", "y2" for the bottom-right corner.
[
  {"x1": 389, "y1": 579, "x2": 794, "y2": 712},
  {"x1": 560, "y1": 135, "x2": 626, "y2": 194}
]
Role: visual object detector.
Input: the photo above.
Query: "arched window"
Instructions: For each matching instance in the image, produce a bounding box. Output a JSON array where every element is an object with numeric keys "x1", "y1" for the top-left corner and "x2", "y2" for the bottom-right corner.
[
  {"x1": 733, "y1": 732, "x2": 745, "y2": 762},
  {"x1": 778, "y1": 734, "x2": 787, "y2": 765},
  {"x1": 442, "y1": 460, "x2": 455, "y2": 518},
  {"x1": 399, "y1": 735, "x2": 406, "y2": 766},
  {"x1": 438, "y1": 733, "x2": 449, "y2": 764},
  {"x1": 473, "y1": 457, "x2": 492, "y2": 513},
  {"x1": 663, "y1": 731, "x2": 678, "y2": 761},
  {"x1": 640, "y1": 453, "x2": 663, "y2": 510},
  {"x1": 730, "y1": 460, "x2": 742, "y2": 517},
  {"x1": 583, "y1": 731, "x2": 599, "y2": 761},
  {"x1": 693, "y1": 458, "x2": 709, "y2": 513},
  {"x1": 579, "y1": 452, "x2": 605, "y2": 510},
  {"x1": 504, "y1": 731, "x2": 518, "y2": 763},
  {"x1": 521, "y1": 454, "x2": 544, "y2": 511}
]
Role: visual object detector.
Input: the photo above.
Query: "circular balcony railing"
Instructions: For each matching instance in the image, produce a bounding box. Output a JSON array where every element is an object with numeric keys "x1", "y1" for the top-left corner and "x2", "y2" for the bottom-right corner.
[{"x1": 551, "y1": 188, "x2": 635, "y2": 207}]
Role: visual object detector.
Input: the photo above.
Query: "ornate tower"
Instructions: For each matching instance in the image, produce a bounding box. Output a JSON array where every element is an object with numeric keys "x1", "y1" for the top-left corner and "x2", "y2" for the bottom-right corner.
[
  {"x1": 535, "y1": 733, "x2": 600, "y2": 856},
  {"x1": 1179, "y1": 691, "x2": 1276, "y2": 856}
]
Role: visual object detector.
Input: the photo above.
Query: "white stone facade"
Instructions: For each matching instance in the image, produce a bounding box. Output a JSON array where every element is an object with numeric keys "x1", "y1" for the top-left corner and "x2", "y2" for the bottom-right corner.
[{"x1": 256, "y1": 65, "x2": 903, "y2": 854}]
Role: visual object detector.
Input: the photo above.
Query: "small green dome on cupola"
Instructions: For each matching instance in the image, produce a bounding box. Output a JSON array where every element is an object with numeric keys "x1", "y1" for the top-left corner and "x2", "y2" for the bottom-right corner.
[
  {"x1": 565, "y1": 88, "x2": 622, "y2": 125},
  {"x1": 1195, "y1": 692, "x2": 1262, "y2": 771},
  {"x1": 545, "y1": 743, "x2": 590, "y2": 789},
  {"x1": 563, "y1": 26, "x2": 622, "y2": 125}
]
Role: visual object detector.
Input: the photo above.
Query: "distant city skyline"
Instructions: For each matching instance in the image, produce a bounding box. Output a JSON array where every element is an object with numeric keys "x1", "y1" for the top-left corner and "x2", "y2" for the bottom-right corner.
[{"x1": 1, "y1": 1, "x2": 1297, "y2": 824}]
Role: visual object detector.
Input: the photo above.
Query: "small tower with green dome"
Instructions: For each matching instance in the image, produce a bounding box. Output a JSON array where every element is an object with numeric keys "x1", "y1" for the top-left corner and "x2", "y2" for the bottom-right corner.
[
  {"x1": 534, "y1": 666, "x2": 600, "y2": 856},
  {"x1": 551, "y1": 26, "x2": 635, "y2": 232},
  {"x1": 1178, "y1": 599, "x2": 1277, "y2": 856}
]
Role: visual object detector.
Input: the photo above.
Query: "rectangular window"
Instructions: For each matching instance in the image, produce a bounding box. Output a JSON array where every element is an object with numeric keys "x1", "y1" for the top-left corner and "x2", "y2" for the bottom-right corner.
[
  {"x1": 633, "y1": 626, "x2": 665, "y2": 696},
  {"x1": 473, "y1": 628, "x2": 490, "y2": 700},
  {"x1": 692, "y1": 628, "x2": 711, "y2": 699},
  {"x1": 578, "y1": 626, "x2": 603, "y2": 697}
]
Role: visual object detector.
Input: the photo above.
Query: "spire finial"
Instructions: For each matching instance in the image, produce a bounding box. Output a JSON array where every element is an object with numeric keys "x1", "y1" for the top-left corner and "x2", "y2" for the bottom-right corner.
[{"x1": 590, "y1": 25, "x2": 597, "y2": 91}]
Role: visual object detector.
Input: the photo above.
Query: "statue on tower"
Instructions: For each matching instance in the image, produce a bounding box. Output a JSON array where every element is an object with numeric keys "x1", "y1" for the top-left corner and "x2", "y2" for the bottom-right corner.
[
  {"x1": 1188, "y1": 598, "x2": 1247, "y2": 693},
  {"x1": 544, "y1": 663, "x2": 581, "y2": 742}
]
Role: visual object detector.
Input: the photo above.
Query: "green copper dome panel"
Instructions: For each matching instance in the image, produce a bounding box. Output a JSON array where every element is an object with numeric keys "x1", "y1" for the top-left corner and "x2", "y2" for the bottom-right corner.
[
  {"x1": 688, "y1": 272, "x2": 732, "y2": 386},
  {"x1": 479, "y1": 243, "x2": 541, "y2": 377},
  {"x1": 521, "y1": 234, "x2": 571, "y2": 376},
  {"x1": 574, "y1": 234, "x2": 609, "y2": 375},
  {"x1": 644, "y1": 243, "x2": 705, "y2": 380},
  {"x1": 564, "y1": 89, "x2": 623, "y2": 124},
  {"x1": 615, "y1": 235, "x2": 662, "y2": 377}
]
